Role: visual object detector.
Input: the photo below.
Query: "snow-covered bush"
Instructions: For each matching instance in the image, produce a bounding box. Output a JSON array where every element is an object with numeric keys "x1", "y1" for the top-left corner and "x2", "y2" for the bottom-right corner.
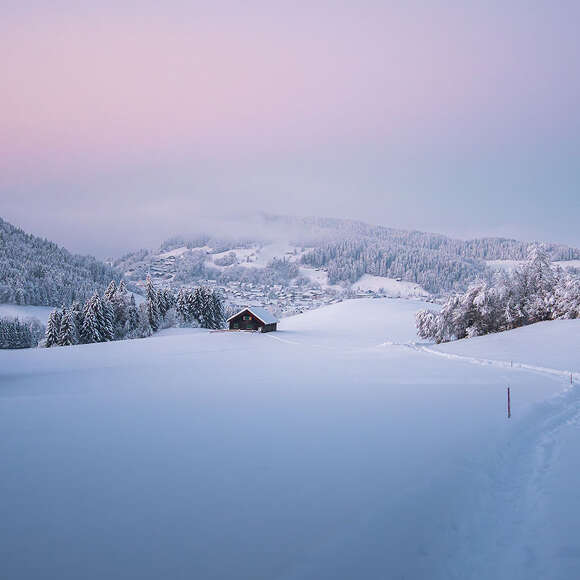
[{"x1": 416, "y1": 245, "x2": 580, "y2": 343}]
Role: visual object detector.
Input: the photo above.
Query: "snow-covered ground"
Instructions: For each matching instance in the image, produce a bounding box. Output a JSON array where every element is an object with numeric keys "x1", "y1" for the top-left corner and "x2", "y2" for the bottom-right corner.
[
  {"x1": 353, "y1": 274, "x2": 428, "y2": 297},
  {"x1": 487, "y1": 259, "x2": 580, "y2": 272},
  {"x1": 157, "y1": 245, "x2": 192, "y2": 259},
  {"x1": 1, "y1": 299, "x2": 579, "y2": 579},
  {"x1": 429, "y1": 319, "x2": 580, "y2": 375},
  {"x1": 0, "y1": 303, "x2": 53, "y2": 324}
]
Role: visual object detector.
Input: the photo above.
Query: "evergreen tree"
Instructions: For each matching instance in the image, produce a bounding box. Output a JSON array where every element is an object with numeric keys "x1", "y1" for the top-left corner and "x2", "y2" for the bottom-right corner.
[
  {"x1": 145, "y1": 275, "x2": 160, "y2": 331},
  {"x1": 92, "y1": 294, "x2": 107, "y2": 341},
  {"x1": 157, "y1": 288, "x2": 168, "y2": 318},
  {"x1": 71, "y1": 300, "x2": 84, "y2": 332},
  {"x1": 102, "y1": 298, "x2": 115, "y2": 341},
  {"x1": 125, "y1": 294, "x2": 140, "y2": 335},
  {"x1": 138, "y1": 302, "x2": 153, "y2": 337},
  {"x1": 104, "y1": 280, "x2": 117, "y2": 301},
  {"x1": 188, "y1": 288, "x2": 199, "y2": 324},
  {"x1": 176, "y1": 288, "x2": 188, "y2": 324},
  {"x1": 0, "y1": 317, "x2": 37, "y2": 349},
  {"x1": 209, "y1": 290, "x2": 225, "y2": 329},
  {"x1": 45, "y1": 309, "x2": 61, "y2": 347},
  {"x1": 58, "y1": 308, "x2": 78, "y2": 346},
  {"x1": 81, "y1": 296, "x2": 101, "y2": 343}
]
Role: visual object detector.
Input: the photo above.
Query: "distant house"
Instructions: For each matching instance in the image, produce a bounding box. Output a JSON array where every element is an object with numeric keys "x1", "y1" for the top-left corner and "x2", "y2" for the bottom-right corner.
[{"x1": 227, "y1": 306, "x2": 278, "y2": 333}]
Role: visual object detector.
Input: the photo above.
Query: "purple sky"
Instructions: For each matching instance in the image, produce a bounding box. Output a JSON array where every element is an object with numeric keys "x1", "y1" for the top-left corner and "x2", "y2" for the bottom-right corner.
[{"x1": 1, "y1": 1, "x2": 579, "y2": 256}]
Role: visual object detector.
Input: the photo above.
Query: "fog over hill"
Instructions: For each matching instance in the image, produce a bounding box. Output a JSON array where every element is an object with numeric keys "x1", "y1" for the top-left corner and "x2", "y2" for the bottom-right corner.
[
  {"x1": 115, "y1": 213, "x2": 580, "y2": 296},
  {"x1": 3, "y1": 213, "x2": 580, "y2": 312}
]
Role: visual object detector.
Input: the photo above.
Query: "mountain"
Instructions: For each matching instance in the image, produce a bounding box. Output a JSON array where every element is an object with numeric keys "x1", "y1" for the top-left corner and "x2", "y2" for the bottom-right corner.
[
  {"x1": 0, "y1": 217, "x2": 120, "y2": 306},
  {"x1": 115, "y1": 213, "x2": 580, "y2": 302}
]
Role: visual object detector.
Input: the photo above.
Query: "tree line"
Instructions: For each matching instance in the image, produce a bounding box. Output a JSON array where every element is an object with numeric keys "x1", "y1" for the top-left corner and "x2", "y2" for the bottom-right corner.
[
  {"x1": 0, "y1": 316, "x2": 45, "y2": 349},
  {"x1": 416, "y1": 246, "x2": 580, "y2": 343},
  {"x1": 44, "y1": 276, "x2": 225, "y2": 348}
]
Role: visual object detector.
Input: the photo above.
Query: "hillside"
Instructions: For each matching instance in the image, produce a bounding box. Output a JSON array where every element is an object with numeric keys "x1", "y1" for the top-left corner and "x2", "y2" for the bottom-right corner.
[
  {"x1": 0, "y1": 217, "x2": 120, "y2": 306},
  {"x1": 116, "y1": 214, "x2": 580, "y2": 309},
  {"x1": 1, "y1": 298, "x2": 578, "y2": 579}
]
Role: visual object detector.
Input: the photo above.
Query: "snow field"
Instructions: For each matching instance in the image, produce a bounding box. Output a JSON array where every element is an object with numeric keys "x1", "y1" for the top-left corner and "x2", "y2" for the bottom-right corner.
[
  {"x1": 1, "y1": 299, "x2": 579, "y2": 579},
  {"x1": 0, "y1": 303, "x2": 54, "y2": 325},
  {"x1": 353, "y1": 274, "x2": 429, "y2": 297}
]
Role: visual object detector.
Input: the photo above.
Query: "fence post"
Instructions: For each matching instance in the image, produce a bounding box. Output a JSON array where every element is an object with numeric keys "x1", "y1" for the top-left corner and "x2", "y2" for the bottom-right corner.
[{"x1": 507, "y1": 386, "x2": 511, "y2": 419}]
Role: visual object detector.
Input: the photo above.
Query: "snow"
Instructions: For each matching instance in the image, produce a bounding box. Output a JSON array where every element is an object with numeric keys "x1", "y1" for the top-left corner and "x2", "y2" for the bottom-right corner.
[
  {"x1": 211, "y1": 243, "x2": 309, "y2": 270},
  {"x1": 428, "y1": 319, "x2": 580, "y2": 375},
  {"x1": 1, "y1": 298, "x2": 578, "y2": 579},
  {"x1": 555, "y1": 259, "x2": 580, "y2": 269},
  {"x1": 0, "y1": 303, "x2": 53, "y2": 324},
  {"x1": 353, "y1": 274, "x2": 429, "y2": 297},
  {"x1": 210, "y1": 246, "x2": 257, "y2": 264},
  {"x1": 298, "y1": 266, "x2": 334, "y2": 288},
  {"x1": 0, "y1": 298, "x2": 145, "y2": 326},
  {"x1": 486, "y1": 259, "x2": 525, "y2": 271},
  {"x1": 158, "y1": 246, "x2": 191, "y2": 259},
  {"x1": 227, "y1": 305, "x2": 278, "y2": 325},
  {"x1": 131, "y1": 291, "x2": 145, "y2": 305},
  {"x1": 487, "y1": 259, "x2": 580, "y2": 272}
]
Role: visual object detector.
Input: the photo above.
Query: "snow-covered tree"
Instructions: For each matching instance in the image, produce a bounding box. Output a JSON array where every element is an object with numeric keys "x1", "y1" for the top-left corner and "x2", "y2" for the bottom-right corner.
[
  {"x1": 416, "y1": 245, "x2": 580, "y2": 343},
  {"x1": 81, "y1": 294, "x2": 102, "y2": 343},
  {"x1": 176, "y1": 288, "x2": 188, "y2": 324},
  {"x1": 125, "y1": 294, "x2": 140, "y2": 335},
  {"x1": 45, "y1": 309, "x2": 61, "y2": 347},
  {"x1": 57, "y1": 308, "x2": 78, "y2": 346},
  {"x1": 104, "y1": 280, "x2": 117, "y2": 301},
  {"x1": 101, "y1": 297, "x2": 115, "y2": 341},
  {"x1": 71, "y1": 301, "x2": 84, "y2": 332},
  {"x1": 145, "y1": 275, "x2": 160, "y2": 331},
  {"x1": 0, "y1": 316, "x2": 42, "y2": 349}
]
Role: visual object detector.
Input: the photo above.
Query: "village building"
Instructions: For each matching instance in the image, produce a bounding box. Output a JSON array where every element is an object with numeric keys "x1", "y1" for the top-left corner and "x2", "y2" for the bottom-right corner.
[{"x1": 227, "y1": 306, "x2": 278, "y2": 332}]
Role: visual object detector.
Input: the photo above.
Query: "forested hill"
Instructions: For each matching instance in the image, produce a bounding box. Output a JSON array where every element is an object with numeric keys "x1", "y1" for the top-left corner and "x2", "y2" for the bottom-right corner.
[
  {"x1": 0, "y1": 217, "x2": 120, "y2": 306},
  {"x1": 117, "y1": 213, "x2": 580, "y2": 295},
  {"x1": 288, "y1": 215, "x2": 580, "y2": 292}
]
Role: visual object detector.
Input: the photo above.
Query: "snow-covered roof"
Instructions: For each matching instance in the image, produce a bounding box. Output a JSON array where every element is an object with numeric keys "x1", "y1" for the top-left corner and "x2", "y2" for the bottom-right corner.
[{"x1": 227, "y1": 306, "x2": 278, "y2": 325}]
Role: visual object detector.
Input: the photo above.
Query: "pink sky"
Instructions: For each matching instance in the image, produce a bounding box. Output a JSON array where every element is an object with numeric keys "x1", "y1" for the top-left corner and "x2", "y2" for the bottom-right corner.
[{"x1": 1, "y1": 1, "x2": 579, "y2": 254}]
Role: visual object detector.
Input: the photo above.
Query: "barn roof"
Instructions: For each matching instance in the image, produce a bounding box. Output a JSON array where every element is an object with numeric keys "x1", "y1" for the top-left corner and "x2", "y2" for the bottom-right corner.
[{"x1": 227, "y1": 306, "x2": 278, "y2": 325}]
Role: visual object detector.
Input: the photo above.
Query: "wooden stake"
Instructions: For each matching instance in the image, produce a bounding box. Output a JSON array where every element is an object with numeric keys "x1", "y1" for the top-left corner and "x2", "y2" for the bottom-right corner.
[{"x1": 507, "y1": 386, "x2": 511, "y2": 419}]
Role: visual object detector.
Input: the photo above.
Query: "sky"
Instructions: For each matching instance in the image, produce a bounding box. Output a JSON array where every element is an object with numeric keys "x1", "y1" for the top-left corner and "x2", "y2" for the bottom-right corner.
[{"x1": 1, "y1": 0, "x2": 579, "y2": 257}]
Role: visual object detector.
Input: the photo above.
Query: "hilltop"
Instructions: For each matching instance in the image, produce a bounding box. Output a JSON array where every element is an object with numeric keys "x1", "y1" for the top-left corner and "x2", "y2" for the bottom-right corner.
[{"x1": 114, "y1": 213, "x2": 580, "y2": 315}]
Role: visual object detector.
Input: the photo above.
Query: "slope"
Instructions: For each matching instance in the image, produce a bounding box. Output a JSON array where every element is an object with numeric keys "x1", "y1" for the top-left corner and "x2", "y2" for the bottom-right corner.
[
  {"x1": 0, "y1": 216, "x2": 119, "y2": 306},
  {"x1": 0, "y1": 299, "x2": 578, "y2": 579},
  {"x1": 116, "y1": 213, "x2": 580, "y2": 297}
]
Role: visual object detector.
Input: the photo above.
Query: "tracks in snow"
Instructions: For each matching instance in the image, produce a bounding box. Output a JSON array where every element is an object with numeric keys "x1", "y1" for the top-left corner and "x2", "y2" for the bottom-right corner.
[
  {"x1": 387, "y1": 341, "x2": 580, "y2": 579},
  {"x1": 412, "y1": 343, "x2": 579, "y2": 386}
]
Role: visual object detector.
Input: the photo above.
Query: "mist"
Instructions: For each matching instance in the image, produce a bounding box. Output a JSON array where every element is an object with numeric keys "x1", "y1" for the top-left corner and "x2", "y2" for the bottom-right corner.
[{"x1": 1, "y1": 0, "x2": 579, "y2": 257}]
